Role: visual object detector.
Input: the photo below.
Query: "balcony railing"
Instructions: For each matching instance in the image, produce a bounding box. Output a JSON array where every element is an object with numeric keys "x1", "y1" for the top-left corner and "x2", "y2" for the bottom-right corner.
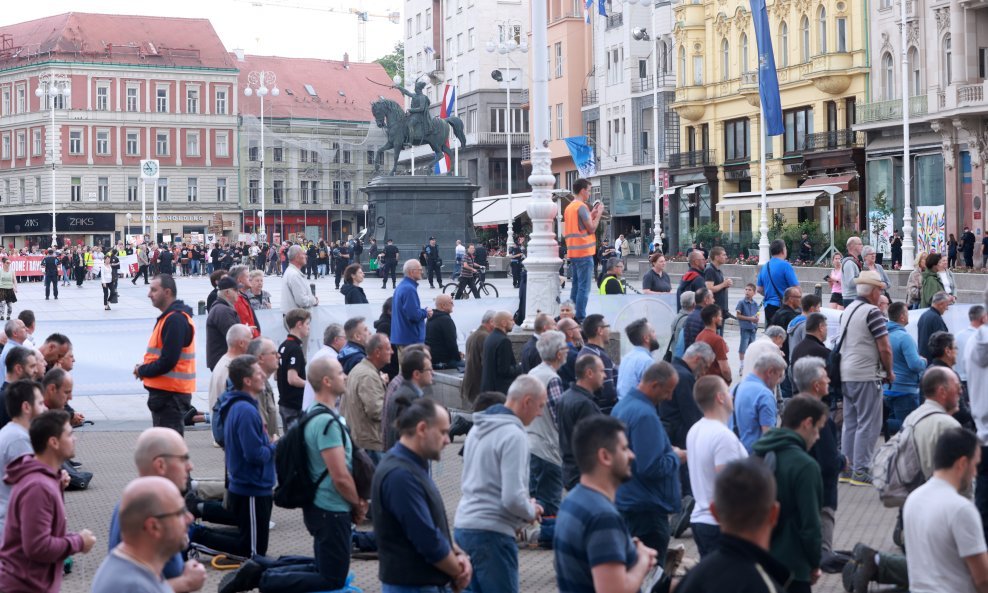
[
  {"x1": 469, "y1": 132, "x2": 529, "y2": 146},
  {"x1": 582, "y1": 89, "x2": 598, "y2": 106},
  {"x1": 669, "y1": 149, "x2": 715, "y2": 169},
  {"x1": 856, "y1": 95, "x2": 928, "y2": 123},
  {"x1": 631, "y1": 73, "x2": 676, "y2": 93},
  {"x1": 520, "y1": 145, "x2": 531, "y2": 160},
  {"x1": 959, "y1": 83, "x2": 985, "y2": 105},
  {"x1": 605, "y1": 12, "x2": 623, "y2": 29},
  {"x1": 740, "y1": 71, "x2": 758, "y2": 87},
  {"x1": 797, "y1": 129, "x2": 861, "y2": 153}
]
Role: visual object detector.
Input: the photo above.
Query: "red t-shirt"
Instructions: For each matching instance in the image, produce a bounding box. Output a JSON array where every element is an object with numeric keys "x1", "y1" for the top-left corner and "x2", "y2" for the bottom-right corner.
[{"x1": 696, "y1": 328, "x2": 729, "y2": 377}]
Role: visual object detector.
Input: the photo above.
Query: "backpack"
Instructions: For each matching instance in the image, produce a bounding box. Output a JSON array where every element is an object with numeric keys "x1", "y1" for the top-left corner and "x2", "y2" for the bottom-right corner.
[
  {"x1": 827, "y1": 303, "x2": 865, "y2": 392},
  {"x1": 211, "y1": 390, "x2": 232, "y2": 447},
  {"x1": 871, "y1": 408, "x2": 945, "y2": 508}
]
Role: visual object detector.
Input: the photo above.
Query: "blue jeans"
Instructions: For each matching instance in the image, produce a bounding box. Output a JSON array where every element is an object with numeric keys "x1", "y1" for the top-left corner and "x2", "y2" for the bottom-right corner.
[
  {"x1": 206, "y1": 262, "x2": 214, "y2": 275},
  {"x1": 454, "y1": 528, "x2": 518, "y2": 593},
  {"x1": 621, "y1": 508, "x2": 670, "y2": 566},
  {"x1": 739, "y1": 329, "x2": 756, "y2": 356},
  {"x1": 528, "y1": 455, "x2": 562, "y2": 517},
  {"x1": 190, "y1": 259, "x2": 200, "y2": 275},
  {"x1": 382, "y1": 586, "x2": 450, "y2": 593},
  {"x1": 884, "y1": 392, "x2": 919, "y2": 436},
  {"x1": 257, "y1": 506, "x2": 352, "y2": 592},
  {"x1": 691, "y1": 522, "x2": 721, "y2": 558},
  {"x1": 569, "y1": 256, "x2": 594, "y2": 321}
]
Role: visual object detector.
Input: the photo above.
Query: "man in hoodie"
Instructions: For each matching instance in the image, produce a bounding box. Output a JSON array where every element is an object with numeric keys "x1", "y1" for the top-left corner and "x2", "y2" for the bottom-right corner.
[
  {"x1": 612, "y1": 361, "x2": 683, "y2": 565},
  {"x1": 967, "y1": 289, "x2": 988, "y2": 537},
  {"x1": 0, "y1": 410, "x2": 96, "y2": 593},
  {"x1": 391, "y1": 260, "x2": 432, "y2": 357},
  {"x1": 0, "y1": 380, "x2": 47, "y2": 542},
  {"x1": 207, "y1": 279, "x2": 246, "y2": 373},
  {"x1": 215, "y1": 355, "x2": 276, "y2": 558},
  {"x1": 676, "y1": 250, "x2": 707, "y2": 312},
  {"x1": 425, "y1": 295, "x2": 462, "y2": 370},
  {"x1": 454, "y1": 375, "x2": 546, "y2": 593},
  {"x1": 338, "y1": 316, "x2": 371, "y2": 374},
  {"x1": 135, "y1": 275, "x2": 196, "y2": 435},
  {"x1": 277, "y1": 308, "x2": 311, "y2": 431},
  {"x1": 886, "y1": 301, "x2": 928, "y2": 437},
  {"x1": 752, "y1": 395, "x2": 827, "y2": 593}
]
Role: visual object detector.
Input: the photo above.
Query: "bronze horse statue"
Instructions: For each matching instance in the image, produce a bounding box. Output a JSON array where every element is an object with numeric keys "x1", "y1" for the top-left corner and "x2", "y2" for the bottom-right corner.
[{"x1": 371, "y1": 98, "x2": 467, "y2": 175}]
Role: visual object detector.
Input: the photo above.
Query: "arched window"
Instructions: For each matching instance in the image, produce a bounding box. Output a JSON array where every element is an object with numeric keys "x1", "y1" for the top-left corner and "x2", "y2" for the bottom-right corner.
[
  {"x1": 657, "y1": 40, "x2": 668, "y2": 74},
  {"x1": 943, "y1": 35, "x2": 952, "y2": 86},
  {"x1": 882, "y1": 52, "x2": 894, "y2": 100},
  {"x1": 741, "y1": 33, "x2": 750, "y2": 73},
  {"x1": 908, "y1": 47, "x2": 920, "y2": 96},
  {"x1": 817, "y1": 6, "x2": 827, "y2": 53},
  {"x1": 721, "y1": 39, "x2": 730, "y2": 81},
  {"x1": 800, "y1": 16, "x2": 810, "y2": 62},
  {"x1": 780, "y1": 21, "x2": 789, "y2": 67},
  {"x1": 679, "y1": 46, "x2": 687, "y2": 86}
]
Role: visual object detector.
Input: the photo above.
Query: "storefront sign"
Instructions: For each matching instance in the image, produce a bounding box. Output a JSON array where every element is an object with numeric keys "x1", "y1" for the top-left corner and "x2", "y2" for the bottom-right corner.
[{"x1": 3, "y1": 213, "x2": 115, "y2": 234}]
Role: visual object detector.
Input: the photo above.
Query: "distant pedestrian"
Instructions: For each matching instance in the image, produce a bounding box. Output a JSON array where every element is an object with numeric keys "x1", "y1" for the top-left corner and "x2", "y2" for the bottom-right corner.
[
  {"x1": 424, "y1": 237, "x2": 442, "y2": 289},
  {"x1": 40, "y1": 249, "x2": 57, "y2": 302},
  {"x1": 0, "y1": 258, "x2": 18, "y2": 318},
  {"x1": 381, "y1": 239, "x2": 399, "y2": 289}
]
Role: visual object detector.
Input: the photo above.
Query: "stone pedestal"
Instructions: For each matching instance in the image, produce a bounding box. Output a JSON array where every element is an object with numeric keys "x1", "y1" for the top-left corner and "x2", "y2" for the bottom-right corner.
[{"x1": 360, "y1": 175, "x2": 479, "y2": 263}]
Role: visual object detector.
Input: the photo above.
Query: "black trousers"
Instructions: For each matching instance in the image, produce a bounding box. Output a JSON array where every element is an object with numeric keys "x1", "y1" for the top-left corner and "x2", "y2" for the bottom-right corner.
[
  {"x1": 102, "y1": 284, "x2": 111, "y2": 306},
  {"x1": 382, "y1": 261, "x2": 397, "y2": 287},
  {"x1": 192, "y1": 493, "x2": 273, "y2": 559},
  {"x1": 44, "y1": 274, "x2": 58, "y2": 298},
  {"x1": 133, "y1": 265, "x2": 149, "y2": 284},
  {"x1": 455, "y1": 276, "x2": 480, "y2": 299},
  {"x1": 75, "y1": 268, "x2": 86, "y2": 286},
  {"x1": 427, "y1": 261, "x2": 442, "y2": 286},
  {"x1": 145, "y1": 389, "x2": 192, "y2": 436}
]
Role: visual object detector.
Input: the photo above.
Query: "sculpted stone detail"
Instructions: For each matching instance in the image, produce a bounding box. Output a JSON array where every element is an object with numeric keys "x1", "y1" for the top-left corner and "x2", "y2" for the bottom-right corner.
[{"x1": 934, "y1": 7, "x2": 949, "y2": 33}]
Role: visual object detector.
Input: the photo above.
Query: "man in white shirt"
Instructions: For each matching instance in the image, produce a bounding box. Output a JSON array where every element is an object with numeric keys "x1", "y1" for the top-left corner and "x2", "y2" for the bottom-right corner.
[
  {"x1": 957, "y1": 305, "x2": 987, "y2": 387},
  {"x1": 687, "y1": 375, "x2": 748, "y2": 558},
  {"x1": 739, "y1": 326, "x2": 787, "y2": 380},
  {"x1": 208, "y1": 324, "x2": 252, "y2": 413},
  {"x1": 904, "y1": 427, "x2": 988, "y2": 593},
  {"x1": 280, "y1": 245, "x2": 319, "y2": 314},
  {"x1": 301, "y1": 324, "x2": 346, "y2": 411}
]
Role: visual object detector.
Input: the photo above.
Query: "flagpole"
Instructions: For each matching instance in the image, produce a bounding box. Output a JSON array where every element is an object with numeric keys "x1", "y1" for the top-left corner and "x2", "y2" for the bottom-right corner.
[
  {"x1": 758, "y1": 112, "x2": 769, "y2": 264},
  {"x1": 453, "y1": 54, "x2": 459, "y2": 175}
]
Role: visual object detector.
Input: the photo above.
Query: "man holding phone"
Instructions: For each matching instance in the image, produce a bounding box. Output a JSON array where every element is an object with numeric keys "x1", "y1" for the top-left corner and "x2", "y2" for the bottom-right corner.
[{"x1": 564, "y1": 179, "x2": 605, "y2": 322}]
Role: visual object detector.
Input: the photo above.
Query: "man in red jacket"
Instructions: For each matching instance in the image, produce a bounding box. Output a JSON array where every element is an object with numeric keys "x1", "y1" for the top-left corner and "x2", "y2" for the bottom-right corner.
[{"x1": 0, "y1": 410, "x2": 96, "y2": 593}]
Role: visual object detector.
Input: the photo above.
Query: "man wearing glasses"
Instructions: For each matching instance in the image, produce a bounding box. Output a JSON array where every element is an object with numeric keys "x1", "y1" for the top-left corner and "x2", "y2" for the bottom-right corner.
[{"x1": 107, "y1": 427, "x2": 206, "y2": 592}]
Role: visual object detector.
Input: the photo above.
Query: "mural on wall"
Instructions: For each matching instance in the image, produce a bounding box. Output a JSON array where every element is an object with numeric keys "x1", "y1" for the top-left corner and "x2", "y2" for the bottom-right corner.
[{"x1": 917, "y1": 206, "x2": 946, "y2": 254}]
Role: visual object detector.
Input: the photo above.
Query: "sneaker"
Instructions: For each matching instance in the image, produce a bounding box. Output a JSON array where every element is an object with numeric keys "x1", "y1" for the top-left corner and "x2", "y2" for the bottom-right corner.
[
  {"x1": 851, "y1": 544, "x2": 878, "y2": 593},
  {"x1": 670, "y1": 495, "x2": 695, "y2": 538},
  {"x1": 841, "y1": 558, "x2": 857, "y2": 592},
  {"x1": 848, "y1": 471, "x2": 873, "y2": 487},
  {"x1": 838, "y1": 470, "x2": 853, "y2": 484},
  {"x1": 218, "y1": 559, "x2": 264, "y2": 593}
]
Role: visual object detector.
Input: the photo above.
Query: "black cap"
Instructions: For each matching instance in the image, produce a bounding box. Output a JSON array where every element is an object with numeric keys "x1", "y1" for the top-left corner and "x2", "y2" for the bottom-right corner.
[
  {"x1": 217, "y1": 276, "x2": 238, "y2": 290},
  {"x1": 429, "y1": 236, "x2": 436, "y2": 240}
]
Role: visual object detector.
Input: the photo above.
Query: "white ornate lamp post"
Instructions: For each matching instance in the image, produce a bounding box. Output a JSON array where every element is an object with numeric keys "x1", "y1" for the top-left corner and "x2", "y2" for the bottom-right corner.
[
  {"x1": 244, "y1": 71, "x2": 279, "y2": 242},
  {"x1": 486, "y1": 33, "x2": 528, "y2": 249},
  {"x1": 521, "y1": 0, "x2": 562, "y2": 327},
  {"x1": 899, "y1": 0, "x2": 915, "y2": 270},
  {"x1": 35, "y1": 73, "x2": 71, "y2": 248}
]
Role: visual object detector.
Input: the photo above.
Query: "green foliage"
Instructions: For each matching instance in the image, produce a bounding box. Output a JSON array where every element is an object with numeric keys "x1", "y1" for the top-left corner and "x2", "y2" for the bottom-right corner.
[
  {"x1": 768, "y1": 220, "x2": 827, "y2": 262},
  {"x1": 691, "y1": 222, "x2": 723, "y2": 248},
  {"x1": 375, "y1": 42, "x2": 404, "y2": 81}
]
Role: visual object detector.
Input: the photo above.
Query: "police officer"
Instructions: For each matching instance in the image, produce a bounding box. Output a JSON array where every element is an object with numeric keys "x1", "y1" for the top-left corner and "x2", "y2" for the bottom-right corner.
[
  {"x1": 509, "y1": 236, "x2": 526, "y2": 288},
  {"x1": 334, "y1": 240, "x2": 351, "y2": 290},
  {"x1": 382, "y1": 238, "x2": 400, "y2": 289},
  {"x1": 424, "y1": 237, "x2": 442, "y2": 289}
]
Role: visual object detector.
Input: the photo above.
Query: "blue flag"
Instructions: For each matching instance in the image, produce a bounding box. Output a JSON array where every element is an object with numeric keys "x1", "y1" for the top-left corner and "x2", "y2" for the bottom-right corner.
[
  {"x1": 597, "y1": 0, "x2": 607, "y2": 16},
  {"x1": 750, "y1": 0, "x2": 783, "y2": 136},
  {"x1": 565, "y1": 136, "x2": 597, "y2": 177},
  {"x1": 584, "y1": 0, "x2": 592, "y2": 23}
]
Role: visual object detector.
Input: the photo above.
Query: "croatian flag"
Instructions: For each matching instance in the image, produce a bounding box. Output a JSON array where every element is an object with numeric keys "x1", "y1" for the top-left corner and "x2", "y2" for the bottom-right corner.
[
  {"x1": 434, "y1": 84, "x2": 456, "y2": 174},
  {"x1": 750, "y1": 0, "x2": 784, "y2": 135},
  {"x1": 584, "y1": 0, "x2": 592, "y2": 23}
]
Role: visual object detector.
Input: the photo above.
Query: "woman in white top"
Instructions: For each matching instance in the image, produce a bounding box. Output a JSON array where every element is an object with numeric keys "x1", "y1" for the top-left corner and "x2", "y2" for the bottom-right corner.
[
  {"x1": 0, "y1": 257, "x2": 18, "y2": 320},
  {"x1": 100, "y1": 257, "x2": 113, "y2": 310}
]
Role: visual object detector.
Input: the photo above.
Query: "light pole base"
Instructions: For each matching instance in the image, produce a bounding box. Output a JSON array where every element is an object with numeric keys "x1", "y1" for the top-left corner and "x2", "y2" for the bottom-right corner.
[{"x1": 522, "y1": 148, "x2": 561, "y2": 328}]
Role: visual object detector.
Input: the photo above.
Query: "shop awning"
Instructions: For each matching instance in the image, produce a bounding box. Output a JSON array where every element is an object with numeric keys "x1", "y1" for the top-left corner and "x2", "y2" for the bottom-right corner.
[
  {"x1": 717, "y1": 188, "x2": 826, "y2": 212},
  {"x1": 663, "y1": 185, "x2": 683, "y2": 195},
  {"x1": 682, "y1": 183, "x2": 705, "y2": 195},
  {"x1": 472, "y1": 193, "x2": 533, "y2": 226},
  {"x1": 800, "y1": 174, "x2": 856, "y2": 192}
]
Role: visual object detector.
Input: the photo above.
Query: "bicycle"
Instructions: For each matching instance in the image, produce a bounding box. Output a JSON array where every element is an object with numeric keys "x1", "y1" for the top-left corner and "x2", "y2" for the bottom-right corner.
[{"x1": 442, "y1": 266, "x2": 499, "y2": 299}]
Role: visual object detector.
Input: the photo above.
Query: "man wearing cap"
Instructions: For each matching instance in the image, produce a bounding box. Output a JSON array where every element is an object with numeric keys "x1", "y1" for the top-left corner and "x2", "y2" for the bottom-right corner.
[
  {"x1": 206, "y1": 277, "x2": 242, "y2": 372},
  {"x1": 424, "y1": 237, "x2": 442, "y2": 289},
  {"x1": 835, "y1": 270, "x2": 895, "y2": 486}
]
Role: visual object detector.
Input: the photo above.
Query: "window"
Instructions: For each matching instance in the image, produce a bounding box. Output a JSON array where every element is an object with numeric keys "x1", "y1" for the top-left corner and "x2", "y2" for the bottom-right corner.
[
  {"x1": 783, "y1": 107, "x2": 814, "y2": 153},
  {"x1": 216, "y1": 132, "x2": 229, "y2": 158},
  {"x1": 741, "y1": 34, "x2": 750, "y2": 73},
  {"x1": 981, "y1": 48, "x2": 988, "y2": 79},
  {"x1": 126, "y1": 131, "x2": 139, "y2": 156},
  {"x1": 248, "y1": 140, "x2": 259, "y2": 161},
  {"x1": 366, "y1": 150, "x2": 375, "y2": 165},
  {"x1": 127, "y1": 85, "x2": 139, "y2": 112},
  {"x1": 910, "y1": 47, "x2": 921, "y2": 95},
  {"x1": 943, "y1": 35, "x2": 952, "y2": 86},
  {"x1": 273, "y1": 146, "x2": 284, "y2": 162},
  {"x1": 96, "y1": 83, "x2": 109, "y2": 111},
  {"x1": 817, "y1": 6, "x2": 827, "y2": 53},
  {"x1": 555, "y1": 42, "x2": 563, "y2": 78},
  {"x1": 156, "y1": 86, "x2": 169, "y2": 113},
  {"x1": 186, "y1": 87, "x2": 199, "y2": 114},
  {"x1": 800, "y1": 16, "x2": 810, "y2": 62},
  {"x1": 311, "y1": 148, "x2": 319, "y2": 162},
  {"x1": 882, "y1": 53, "x2": 894, "y2": 100},
  {"x1": 406, "y1": 18, "x2": 412, "y2": 38},
  {"x1": 548, "y1": 105, "x2": 553, "y2": 139},
  {"x1": 128, "y1": 177, "x2": 138, "y2": 202},
  {"x1": 606, "y1": 47, "x2": 623, "y2": 84},
  {"x1": 157, "y1": 178, "x2": 168, "y2": 202},
  {"x1": 333, "y1": 180, "x2": 342, "y2": 204},
  {"x1": 32, "y1": 129, "x2": 41, "y2": 156},
  {"x1": 310, "y1": 181, "x2": 319, "y2": 204},
  {"x1": 343, "y1": 181, "x2": 352, "y2": 204},
  {"x1": 15, "y1": 132, "x2": 25, "y2": 159},
  {"x1": 248, "y1": 179, "x2": 259, "y2": 203},
  {"x1": 469, "y1": 27, "x2": 475, "y2": 50},
  {"x1": 489, "y1": 107, "x2": 529, "y2": 133},
  {"x1": 721, "y1": 39, "x2": 730, "y2": 81},
  {"x1": 499, "y1": 23, "x2": 522, "y2": 44},
  {"x1": 556, "y1": 103, "x2": 564, "y2": 139},
  {"x1": 679, "y1": 47, "x2": 687, "y2": 86},
  {"x1": 300, "y1": 149, "x2": 308, "y2": 163},
  {"x1": 880, "y1": 0, "x2": 892, "y2": 7},
  {"x1": 216, "y1": 178, "x2": 227, "y2": 202},
  {"x1": 1, "y1": 88, "x2": 8, "y2": 116},
  {"x1": 215, "y1": 88, "x2": 228, "y2": 115},
  {"x1": 69, "y1": 130, "x2": 83, "y2": 155},
  {"x1": 98, "y1": 177, "x2": 109, "y2": 202},
  {"x1": 426, "y1": 8, "x2": 432, "y2": 28},
  {"x1": 780, "y1": 22, "x2": 789, "y2": 67},
  {"x1": 416, "y1": 13, "x2": 422, "y2": 33},
  {"x1": 693, "y1": 55, "x2": 703, "y2": 85},
  {"x1": 96, "y1": 130, "x2": 110, "y2": 155},
  {"x1": 15, "y1": 87, "x2": 25, "y2": 114},
  {"x1": 342, "y1": 148, "x2": 351, "y2": 164},
  {"x1": 71, "y1": 177, "x2": 81, "y2": 202},
  {"x1": 836, "y1": 17, "x2": 847, "y2": 52},
  {"x1": 273, "y1": 180, "x2": 284, "y2": 204},
  {"x1": 187, "y1": 177, "x2": 198, "y2": 202},
  {"x1": 34, "y1": 177, "x2": 41, "y2": 203},
  {"x1": 156, "y1": 131, "x2": 169, "y2": 156},
  {"x1": 332, "y1": 142, "x2": 340, "y2": 163},
  {"x1": 300, "y1": 180, "x2": 310, "y2": 204}
]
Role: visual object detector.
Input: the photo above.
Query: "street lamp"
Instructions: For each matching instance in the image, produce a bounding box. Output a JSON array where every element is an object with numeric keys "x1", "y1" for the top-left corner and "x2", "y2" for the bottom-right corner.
[
  {"x1": 362, "y1": 203, "x2": 368, "y2": 232},
  {"x1": 486, "y1": 33, "x2": 528, "y2": 250},
  {"x1": 244, "y1": 71, "x2": 279, "y2": 242},
  {"x1": 35, "y1": 73, "x2": 71, "y2": 248}
]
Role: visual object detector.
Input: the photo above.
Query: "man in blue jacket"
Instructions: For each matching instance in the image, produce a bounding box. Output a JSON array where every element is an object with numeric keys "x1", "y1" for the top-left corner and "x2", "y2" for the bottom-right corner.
[
  {"x1": 756, "y1": 239, "x2": 800, "y2": 325},
  {"x1": 886, "y1": 301, "x2": 927, "y2": 436},
  {"x1": 611, "y1": 361, "x2": 683, "y2": 565},
  {"x1": 210, "y1": 354, "x2": 276, "y2": 559},
  {"x1": 391, "y1": 260, "x2": 432, "y2": 357}
]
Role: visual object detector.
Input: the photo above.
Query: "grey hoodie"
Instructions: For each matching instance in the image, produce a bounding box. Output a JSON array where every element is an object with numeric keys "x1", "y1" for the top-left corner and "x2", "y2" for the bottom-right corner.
[
  {"x1": 966, "y1": 325, "x2": 988, "y2": 445},
  {"x1": 454, "y1": 405, "x2": 537, "y2": 536}
]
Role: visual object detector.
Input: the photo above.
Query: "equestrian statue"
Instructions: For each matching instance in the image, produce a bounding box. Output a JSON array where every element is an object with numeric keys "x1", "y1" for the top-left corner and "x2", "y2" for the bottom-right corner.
[{"x1": 372, "y1": 79, "x2": 466, "y2": 176}]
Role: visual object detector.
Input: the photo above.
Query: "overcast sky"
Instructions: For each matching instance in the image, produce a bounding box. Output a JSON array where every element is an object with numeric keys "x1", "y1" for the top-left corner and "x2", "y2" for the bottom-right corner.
[{"x1": 1, "y1": 0, "x2": 401, "y2": 62}]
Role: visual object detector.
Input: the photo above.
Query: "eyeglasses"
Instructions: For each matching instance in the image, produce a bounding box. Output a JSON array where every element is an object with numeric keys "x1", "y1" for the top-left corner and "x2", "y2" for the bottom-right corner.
[
  {"x1": 155, "y1": 453, "x2": 191, "y2": 463},
  {"x1": 152, "y1": 507, "x2": 189, "y2": 521}
]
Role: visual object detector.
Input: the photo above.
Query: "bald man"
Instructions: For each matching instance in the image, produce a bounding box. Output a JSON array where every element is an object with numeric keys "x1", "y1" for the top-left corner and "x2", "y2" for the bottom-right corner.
[
  {"x1": 425, "y1": 294, "x2": 462, "y2": 369},
  {"x1": 93, "y1": 476, "x2": 194, "y2": 593},
  {"x1": 107, "y1": 428, "x2": 206, "y2": 592}
]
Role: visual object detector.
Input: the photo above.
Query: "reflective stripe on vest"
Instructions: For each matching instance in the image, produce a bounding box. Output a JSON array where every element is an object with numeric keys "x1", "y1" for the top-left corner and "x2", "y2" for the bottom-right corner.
[
  {"x1": 599, "y1": 276, "x2": 624, "y2": 295},
  {"x1": 142, "y1": 310, "x2": 196, "y2": 394},
  {"x1": 564, "y1": 201, "x2": 596, "y2": 259}
]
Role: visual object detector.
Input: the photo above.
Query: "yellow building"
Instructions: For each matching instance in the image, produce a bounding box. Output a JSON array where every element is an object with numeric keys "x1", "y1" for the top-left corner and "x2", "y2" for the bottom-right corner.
[{"x1": 666, "y1": 0, "x2": 868, "y2": 254}]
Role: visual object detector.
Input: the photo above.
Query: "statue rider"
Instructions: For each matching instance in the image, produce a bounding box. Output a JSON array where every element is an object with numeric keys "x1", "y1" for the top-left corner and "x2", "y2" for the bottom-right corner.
[{"x1": 394, "y1": 80, "x2": 431, "y2": 144}]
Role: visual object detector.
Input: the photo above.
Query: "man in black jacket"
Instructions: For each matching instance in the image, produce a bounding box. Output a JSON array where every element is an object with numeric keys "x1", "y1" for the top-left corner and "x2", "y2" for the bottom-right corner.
[
  {"x1": 480, "y1": 311, "x2": 520, "y2": 394},
  {"x1": 205, "y1": 277, "x2": 241, "y2": 371},
  {"x1": 424, "y1": 237, "x2": 442, "y2": 289},
  {"x1": 790, "y1": 313, "x2": 830, "y2": 367},
  {"x1": 424, "y1": 295, "x2": 462, "y2": 370},
  {"x1": 382, "y1": 239, "x2": 400, "y2": 289},
  {"x1": 521, "y1": 313, "x2": 556, "y2": 373},
  {"x1": 676, "y1": 250, "x2": 707, "y2": 312},
  {"x1": 918, "y1": 291, "x2": 951, "y2": 359},
  {"x1": 675, "y1": 459, "x2": 789, "y2": 593},
  {"x1": 556, "y1": 354, "x2": 606, "y2": 489},
  {"x1": 664, "y1": 343, "x2": 715, "y2": 449}
]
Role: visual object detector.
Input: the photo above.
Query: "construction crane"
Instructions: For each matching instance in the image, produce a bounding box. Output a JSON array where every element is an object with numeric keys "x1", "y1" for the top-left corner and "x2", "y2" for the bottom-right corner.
[{"x1": 237, "y1": 0, "x2": 401, "y2": 61}]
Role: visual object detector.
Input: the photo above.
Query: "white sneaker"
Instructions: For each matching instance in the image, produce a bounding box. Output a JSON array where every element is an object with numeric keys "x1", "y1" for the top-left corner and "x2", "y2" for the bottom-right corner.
[{"x1": 269, "y1": 521, "x2": 276, "y2": 530}]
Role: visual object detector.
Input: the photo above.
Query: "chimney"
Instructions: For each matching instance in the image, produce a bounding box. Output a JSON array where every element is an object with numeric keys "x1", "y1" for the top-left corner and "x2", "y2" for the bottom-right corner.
[
  {"x1": 343, "y1": 52, "x2": 350, "y2": 69},
  {"x1": 233, "y1": 48, "x2": 245, "y2": 62}
]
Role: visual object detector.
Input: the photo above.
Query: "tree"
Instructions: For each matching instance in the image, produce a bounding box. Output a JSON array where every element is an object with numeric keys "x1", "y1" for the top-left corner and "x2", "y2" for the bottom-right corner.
[{"x1": 375, "y1": 42, "x2": 404, "y2": 81}]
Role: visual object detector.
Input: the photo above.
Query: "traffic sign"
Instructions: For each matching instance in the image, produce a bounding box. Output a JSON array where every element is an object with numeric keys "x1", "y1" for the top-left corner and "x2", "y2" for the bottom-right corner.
[{"x1": 140, "y1": 159, "x2": 160, "y2": 180}]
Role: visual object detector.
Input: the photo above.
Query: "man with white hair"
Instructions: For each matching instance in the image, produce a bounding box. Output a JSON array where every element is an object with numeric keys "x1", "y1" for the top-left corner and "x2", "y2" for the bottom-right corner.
[
  {"x1": 918, "y1": 291, "x2": 951, "y2": 360},
  {"x1": 208, "y1": 324, "x2": 253, "y2": 413},
  {"x1": 841, "y1": 236, "x2": 863, "y2": 307},
  {"x1": 665, "y1": 342, "x2": 716, "y2": 449},
  {"x1": 391, "y1": 260, "x2": 432, "y2": 355},
  {"x1": 837, "y1": 270, "x2": 894, "y2": 486},
  {"x1": 733, "y1": 352, "x2": 787, "y2": 452},
  {"x1": 281, "y1": 244, "x2": 319, "y2": 313},
  {"x1": 301, "y1": 324, "x2": 346, "y2": 411},
  {"x1": 966, "y1": 288, "x2": 988, "y2": 537},
  {"x1": 740, "y1": 326, "x2": 787, "y2": 380}
]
